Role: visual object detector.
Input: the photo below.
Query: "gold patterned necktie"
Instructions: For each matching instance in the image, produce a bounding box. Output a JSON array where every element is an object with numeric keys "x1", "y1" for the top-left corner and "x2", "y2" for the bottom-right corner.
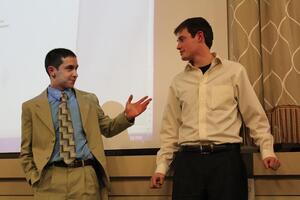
[{"x1": 58, "y1": 92, "x2": 76, "y2": 164}]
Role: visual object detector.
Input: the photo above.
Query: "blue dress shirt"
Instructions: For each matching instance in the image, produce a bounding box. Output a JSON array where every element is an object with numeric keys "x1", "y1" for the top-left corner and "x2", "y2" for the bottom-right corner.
[{"x1": 47, "y1": 87, "x2": 93, "y2": 162}]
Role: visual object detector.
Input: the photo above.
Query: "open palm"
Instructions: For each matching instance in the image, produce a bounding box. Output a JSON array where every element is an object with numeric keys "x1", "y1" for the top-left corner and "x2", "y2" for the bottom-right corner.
[{"x1": 125, "y1": 95, "x2": 152, "y2": 119}]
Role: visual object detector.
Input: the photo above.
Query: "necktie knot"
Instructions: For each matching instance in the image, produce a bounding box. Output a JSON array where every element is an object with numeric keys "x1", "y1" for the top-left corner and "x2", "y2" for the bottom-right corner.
[{"x1": 61, "y1": 92, "x2": 68, "y2": 102}]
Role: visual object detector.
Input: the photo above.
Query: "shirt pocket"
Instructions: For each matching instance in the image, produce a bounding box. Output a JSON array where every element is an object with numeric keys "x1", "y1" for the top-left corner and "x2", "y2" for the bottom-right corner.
[{"x1": 208, "y1": 85, "x2": 235, "y2": 110}]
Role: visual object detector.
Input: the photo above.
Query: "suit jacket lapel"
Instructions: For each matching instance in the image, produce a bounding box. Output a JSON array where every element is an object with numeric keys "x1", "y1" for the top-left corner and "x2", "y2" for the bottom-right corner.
[
  {"x1": 75, "y1": 88, "x2": 90, "y2": 129},
  {"x1": 34, "y1": 90, "x2": 55, "y2": 134}
]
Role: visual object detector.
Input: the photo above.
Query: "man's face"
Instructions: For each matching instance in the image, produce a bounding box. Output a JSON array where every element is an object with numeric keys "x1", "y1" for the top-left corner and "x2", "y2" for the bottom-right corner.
[
  {"x1": 176, "y1": 28, "x2": 201, "y2": 61},
  {"x1": 49, "y1": 56, "x2": 78, "y2": 90}
]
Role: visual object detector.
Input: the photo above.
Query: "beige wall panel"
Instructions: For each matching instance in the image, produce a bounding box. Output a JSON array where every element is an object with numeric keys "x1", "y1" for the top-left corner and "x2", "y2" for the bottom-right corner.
[
  {"x1": 0, "y1": 157, "x2": 158, "y2": 178},
  {"x1": 2, "y1": 153, "x2": 300, "y2": 198},
  {"x1": 0, "y1": 180, "x2": 32, "y2": 195},
  {"x1": 0, "y1": 197, "x2": 33, "y2": 200},
  {"x1": 0, "y1": 196, "x2": 171, "y2": 200},
  {"x1": 253, "y1": 152, "x2": 300, "y2": 175},
  {"x1": 256, "y1": 196, "x2": 300, "y2": 200},
  {"x1": 107, "y1": 156, "x2": 157, "y2": 177},
  {"x1": 110, "y1": 197, "x2": 171, "y2": 200},
  {"x1": 0, "y1": 159, "x2": 25, "y2": 178},
  {"x1": 110, "y1": 178, "x2": 172, "y2": 196},
  {"x1": 255, "y1": 179, "x2": 300, "y2": 195}
]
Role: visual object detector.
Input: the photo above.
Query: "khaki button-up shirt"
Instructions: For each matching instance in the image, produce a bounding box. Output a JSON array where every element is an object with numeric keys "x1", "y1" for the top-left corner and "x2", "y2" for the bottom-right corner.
[{"x1": 155, "y1": 55, "x2": 275, "y2": 175}]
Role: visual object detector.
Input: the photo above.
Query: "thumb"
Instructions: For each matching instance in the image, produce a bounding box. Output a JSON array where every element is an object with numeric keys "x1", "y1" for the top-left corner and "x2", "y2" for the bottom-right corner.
[
  {"x1": 159, "y1": 177, "x2": 164, "y2": 185},
  {"x1": 263, "y1": 159, "x2": 270, "y2": 169},
  {"x1": 126, "y1": 95, "x2": 133, "y2": 105}
]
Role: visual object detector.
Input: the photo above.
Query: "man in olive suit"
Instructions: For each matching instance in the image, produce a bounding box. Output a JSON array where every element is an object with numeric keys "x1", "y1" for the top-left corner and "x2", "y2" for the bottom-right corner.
[{"x1": 20, "y1": 48, "x2": 152, "y2": 200}]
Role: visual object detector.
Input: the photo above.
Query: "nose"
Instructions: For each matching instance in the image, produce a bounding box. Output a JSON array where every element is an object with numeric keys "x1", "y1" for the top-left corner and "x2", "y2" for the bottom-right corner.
[
  {"x1": 176, "y1": 42, "x2": 181, "y2": 50},
  {"x1": 73, "y1": 70, "x2": 78, "y2": 78}
]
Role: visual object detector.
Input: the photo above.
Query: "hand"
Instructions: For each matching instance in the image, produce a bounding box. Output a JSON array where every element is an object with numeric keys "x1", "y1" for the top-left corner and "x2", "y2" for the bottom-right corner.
[
  {"x1": 150, "y1": 173, "x2": 165, "y2": 188},
  {"x1": 125, "y1": 95, "x2": 152, "y2": 120},
  {"x1": 263, "y1": 156, "x2": 280, "y2": 170}
]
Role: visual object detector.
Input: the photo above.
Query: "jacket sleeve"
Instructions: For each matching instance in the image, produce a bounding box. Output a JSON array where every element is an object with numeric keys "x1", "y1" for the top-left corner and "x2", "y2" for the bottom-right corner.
[
  {"x1": 19, "y1": 102, "x2": 39, "y2": 186},
  {"x1": 91, "y1": 94, "x2": 134, "y2": 138}
]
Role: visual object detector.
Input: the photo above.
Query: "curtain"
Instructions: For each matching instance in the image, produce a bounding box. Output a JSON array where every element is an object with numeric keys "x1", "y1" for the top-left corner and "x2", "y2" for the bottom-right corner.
[{"x1": 227, "y1": 0, "x2": 300, "y2": 145}]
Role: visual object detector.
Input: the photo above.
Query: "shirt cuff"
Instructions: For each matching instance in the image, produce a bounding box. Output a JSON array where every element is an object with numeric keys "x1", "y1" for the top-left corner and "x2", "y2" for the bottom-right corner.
[
  {"x1": 260, "y1": 149, "x2": 276, "y2": 160},
  {"x1": 155, "y1": 163, "x2": 169, "y2": 175}
]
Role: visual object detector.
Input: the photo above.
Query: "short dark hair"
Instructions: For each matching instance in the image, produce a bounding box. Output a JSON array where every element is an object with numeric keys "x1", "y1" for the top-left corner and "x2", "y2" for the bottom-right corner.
[
  {"x1": 174, "y1": 17, "x2": 213, "y2": 49},
  {"x1": 44, "y1": 48, "x2": 76, "y2": 76}
]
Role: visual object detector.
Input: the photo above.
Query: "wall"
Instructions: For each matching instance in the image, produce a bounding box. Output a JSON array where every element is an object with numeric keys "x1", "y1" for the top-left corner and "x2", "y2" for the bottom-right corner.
[{"x1": 0, "y1": 152, "x2": 300, "y2": 199}]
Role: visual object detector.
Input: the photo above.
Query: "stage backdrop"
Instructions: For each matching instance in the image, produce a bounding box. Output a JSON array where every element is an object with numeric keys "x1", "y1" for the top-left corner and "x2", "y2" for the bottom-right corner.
[{"x1": 0, "y1": 0, "x2": 228, "y2": 152}]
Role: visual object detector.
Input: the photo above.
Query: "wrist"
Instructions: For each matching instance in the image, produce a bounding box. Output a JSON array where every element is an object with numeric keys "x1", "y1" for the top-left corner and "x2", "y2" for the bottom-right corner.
[{"x1": 124, "y1": 111, "x2": 134, "y2": 122}]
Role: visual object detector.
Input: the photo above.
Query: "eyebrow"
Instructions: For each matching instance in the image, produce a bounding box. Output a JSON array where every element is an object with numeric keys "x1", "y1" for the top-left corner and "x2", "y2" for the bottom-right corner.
[
  {"x1": 177, "y1": 35, "x2": 185, "y2": 41},
  {"x1": 64, "y1": 64, "x2": 79, "y2": 69}
]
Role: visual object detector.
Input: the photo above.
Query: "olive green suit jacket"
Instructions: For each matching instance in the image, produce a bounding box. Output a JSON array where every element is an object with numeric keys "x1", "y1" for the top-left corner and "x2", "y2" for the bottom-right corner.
[{"x1": 20, "y1": 88, "x2": 133, "y2": 198}]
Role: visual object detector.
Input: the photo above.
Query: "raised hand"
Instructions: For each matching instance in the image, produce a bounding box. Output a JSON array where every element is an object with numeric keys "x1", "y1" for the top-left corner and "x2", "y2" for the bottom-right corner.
[{"x1": 124, "y1": 95, "x2": 152, "y2": 120}]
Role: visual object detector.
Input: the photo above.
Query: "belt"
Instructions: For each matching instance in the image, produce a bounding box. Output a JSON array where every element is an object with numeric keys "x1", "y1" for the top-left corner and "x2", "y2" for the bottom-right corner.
[
  {"x1": 179, "y1": 143, "x2": 240, "y2": 154},
  {"x1": 46, "y1": 159, "x2": 94, "y2": 168}
]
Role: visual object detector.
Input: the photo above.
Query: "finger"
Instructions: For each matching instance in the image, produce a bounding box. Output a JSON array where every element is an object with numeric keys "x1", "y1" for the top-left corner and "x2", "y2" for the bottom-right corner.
[
  {"x1": 263, "y1": 159, "x2": 270, "y2": 169},
  {"x1": 141, "y1": 98, "x2": 152, "y2": 107},
  {"x1": 276, "y1": 160, "x2": 281, "y2": 168},
  {"x1": 271, "y1": 159, "x2": 280, "y2": 170},
  {"x1": 269, "y1": 159, "x2": 275, "y2": 168},
  {"x1": 270, "y1": 163, "x2": 277, "y2": 170},
  {"x1": 159, "y1": 176, "x2": 164, "y2": 185},
  {"x1": 151, "y1": 177, "x2": 160, "y2": 188},
  {"x1": 269, "y1": 159, "x2": 278, "y2": 170},
  {"x1": 271, "y1": 164, "x2": 278, "y2": 170},
  {"x1": 156, "y1": 177, "x2": 163, "y2": 188},
  {"x1": 127, "y1": 95, "x2": 133, "y2": 105},
  {"x1": 150, "y1": 177, "x2": 156, "y2": 188},
  {"x1": 136, "y1": 96, "x2": 149, "y2": 104}
]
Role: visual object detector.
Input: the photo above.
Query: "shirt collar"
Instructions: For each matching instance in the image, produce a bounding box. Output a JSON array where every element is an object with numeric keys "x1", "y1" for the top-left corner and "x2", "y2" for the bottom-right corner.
[
  {"x1": 184, "y1": 52, "x2": 223, "y2": 72},
  {"x1": 47, "y1": 86, "x2": 74, "y2": 101}
]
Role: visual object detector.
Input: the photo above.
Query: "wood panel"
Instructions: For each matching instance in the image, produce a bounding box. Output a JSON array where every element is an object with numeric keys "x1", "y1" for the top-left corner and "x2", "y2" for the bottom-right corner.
[
  {"x1": 253, "y1": 152, "x2": 300, "y2": 175},
  {"x1": 0, "y1": 180, "x2": 32, "y2": 195},
  {"x1": 109, "y1": 197, "x2": 171, "y2": 200},
  {"x1": 107, "y1": 155, "x2": 157, "y2": 177},
  {"x1": 0, "y1": 159, "x2": 25, "y2": 178},
  {"x1": 110, "y1": 178, "x2": 172, "y2": 196},
  {"x1": 0, "y1": 196, "x2": 172, "y2": 200},
  {"x1": 255, "y1": 179, "x2": 300, "y2": 195},
  {"x1": 0, "y1": 153, "x2": 300, "y2": 199},
  {"x1": 256, "y1": 196, "x2": 300, "y2": 200},
  {"x1": 0, "y1": 197, "x2": 33, "y2": 200}
]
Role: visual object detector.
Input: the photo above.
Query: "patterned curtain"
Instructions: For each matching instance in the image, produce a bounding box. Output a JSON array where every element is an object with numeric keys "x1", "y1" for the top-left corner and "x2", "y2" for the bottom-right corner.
[{"x1": 228, "y1": 0, "x2": 300, "y2": 145}]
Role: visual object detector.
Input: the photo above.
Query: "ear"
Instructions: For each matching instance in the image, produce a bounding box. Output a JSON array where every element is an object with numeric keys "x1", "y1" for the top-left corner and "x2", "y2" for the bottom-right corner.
[
  {"x1": 47, "y1": 66, "x2": 57, "y2": 78},
  {"x1": 196, "y1": 31, "x2": 205, "y2": 43}
]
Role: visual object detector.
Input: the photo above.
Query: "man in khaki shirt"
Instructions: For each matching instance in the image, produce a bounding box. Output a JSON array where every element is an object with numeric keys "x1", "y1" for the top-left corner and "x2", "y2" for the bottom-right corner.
[{"x1": 150, "y1": 17, "x2": 280, "y2": 200}]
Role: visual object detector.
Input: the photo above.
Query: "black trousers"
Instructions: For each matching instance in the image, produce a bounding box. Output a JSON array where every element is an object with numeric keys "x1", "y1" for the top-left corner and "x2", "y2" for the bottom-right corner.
[{"x1": 172, "y1": 147, "x2": 248, "y2": 200}]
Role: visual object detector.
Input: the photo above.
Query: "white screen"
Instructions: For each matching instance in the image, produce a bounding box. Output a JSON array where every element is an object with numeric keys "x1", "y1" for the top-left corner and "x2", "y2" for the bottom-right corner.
[
  {"x1": 0, "y1": 0, "x2": 153, "y2": 152},
  {"x1": 76, "y1": 0, "x2": 154, "y2": 149}
]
